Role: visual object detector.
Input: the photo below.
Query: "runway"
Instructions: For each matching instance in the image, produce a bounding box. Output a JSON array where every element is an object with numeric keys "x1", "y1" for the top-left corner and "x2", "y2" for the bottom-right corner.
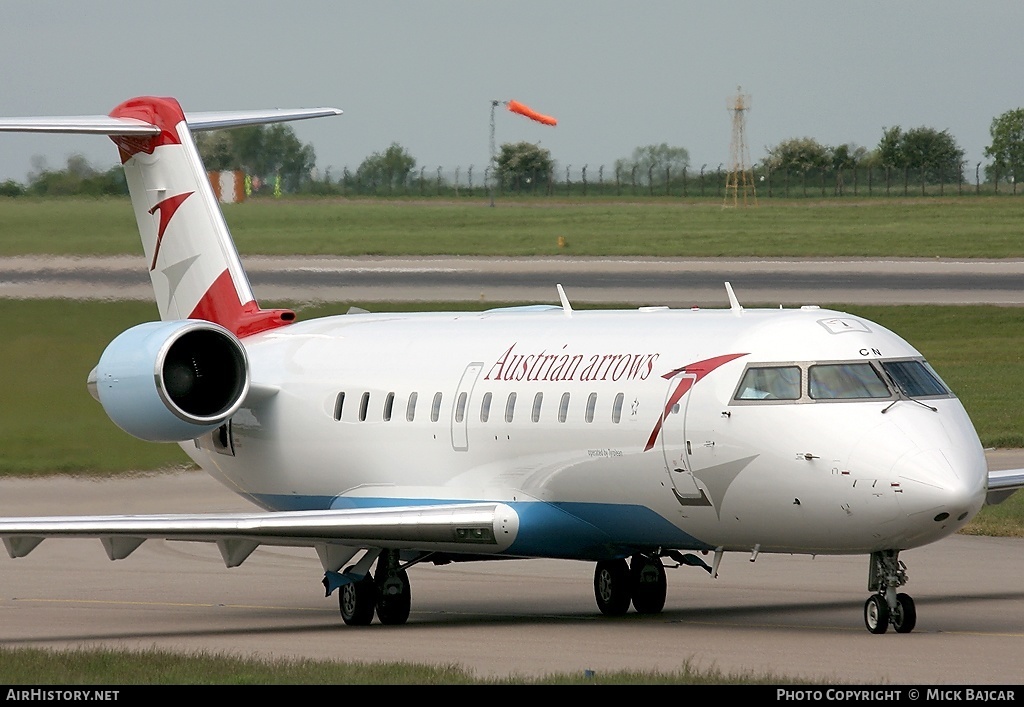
[
  {"x1": 1, "y1": 452, "x2": 1023, "y2": 685},
  {"x1": 1, "y1": 255, "x2": 1022, "y2": 684},
  {"x1": 1, "y1": 255, "x2": 1023, "y2": 306}
]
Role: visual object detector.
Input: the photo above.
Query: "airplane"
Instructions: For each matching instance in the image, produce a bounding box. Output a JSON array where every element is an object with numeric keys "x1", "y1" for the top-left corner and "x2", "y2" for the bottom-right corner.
[{"x1": 0, "y1": 96, "x2": 1022, "y2": 635}]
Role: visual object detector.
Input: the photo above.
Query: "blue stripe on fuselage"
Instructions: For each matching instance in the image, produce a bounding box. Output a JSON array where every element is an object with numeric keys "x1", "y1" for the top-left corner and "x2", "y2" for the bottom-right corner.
[{"x1": 249, "y1": 492, "x2": 711, "y2": 560}]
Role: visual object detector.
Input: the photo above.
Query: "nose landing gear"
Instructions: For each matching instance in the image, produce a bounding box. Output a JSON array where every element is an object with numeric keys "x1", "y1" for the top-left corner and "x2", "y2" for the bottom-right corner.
[{"x1": 864, "y1": 550, "x2": 917, "y2": 634}]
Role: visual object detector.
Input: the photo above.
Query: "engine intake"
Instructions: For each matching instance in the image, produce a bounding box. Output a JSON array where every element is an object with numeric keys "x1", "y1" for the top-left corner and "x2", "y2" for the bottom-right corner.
[{"x1": 88, "y1": 320, "x2": 249, "y2": 442}]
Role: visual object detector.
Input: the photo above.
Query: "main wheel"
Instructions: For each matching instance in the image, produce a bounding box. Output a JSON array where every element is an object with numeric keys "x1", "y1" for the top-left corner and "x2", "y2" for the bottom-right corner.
[
  {"x1": 630, "y1": 555, "x2": 667, "y2": 615},
  {"x1": 594, "y1": 558, "x2": 632, "y2": 616},
  {"x1": 864, "y1": 594, "x2": 890, "y2": 634},
  {"x1": 374, "y1": 563, "x2": 411, "y2": 625},
  {"x1": 339, "y1": 571, "x2": 376, "y2": 626},
  {"x1": 893, "y1": 593, "x2": 917, "y2": 634}
]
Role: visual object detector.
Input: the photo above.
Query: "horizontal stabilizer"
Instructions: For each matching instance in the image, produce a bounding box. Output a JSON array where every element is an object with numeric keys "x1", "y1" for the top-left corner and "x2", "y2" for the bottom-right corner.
[
  {"x1": 0, "y1": 107, "x2": 342, "y2": 136},
  {"x1": 0, "y1": 116, "x2": 160, "y2": 135}
]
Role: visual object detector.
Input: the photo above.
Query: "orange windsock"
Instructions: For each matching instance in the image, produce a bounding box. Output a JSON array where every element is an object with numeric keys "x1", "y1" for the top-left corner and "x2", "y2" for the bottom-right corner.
[{"x1": 506, "y1": 99, "x2": 557, "y2": 126}]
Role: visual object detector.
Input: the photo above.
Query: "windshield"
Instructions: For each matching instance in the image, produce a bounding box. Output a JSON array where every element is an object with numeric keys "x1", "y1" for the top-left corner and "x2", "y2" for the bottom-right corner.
[
  {"x1": 882, "y1": 360, "x2": 950, "y2": 397},
  {"x1": 809, "y1": 363, "x2": 890, "y2": 399},
  {"x1": 735, "y1": 366, "x2": 801, "y2": 400}
]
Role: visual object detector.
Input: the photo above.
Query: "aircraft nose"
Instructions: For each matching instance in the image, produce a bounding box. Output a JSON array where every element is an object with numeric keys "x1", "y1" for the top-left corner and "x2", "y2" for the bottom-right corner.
[{"x1": 891, "y1": 445, "x2": 987, "y2": 531}]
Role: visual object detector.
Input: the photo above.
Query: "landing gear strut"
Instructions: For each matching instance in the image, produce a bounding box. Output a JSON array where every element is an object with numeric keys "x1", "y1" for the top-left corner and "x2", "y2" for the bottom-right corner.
[{"x1": 864, "y1": 550, "x2": 917, "y2": 634}]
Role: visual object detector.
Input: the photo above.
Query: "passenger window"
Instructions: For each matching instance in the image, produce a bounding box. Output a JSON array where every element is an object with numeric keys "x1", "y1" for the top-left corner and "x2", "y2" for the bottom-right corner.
[
  {"x1": 431, "y1": 392, "x2": 442, "y2": 422},
  {"x1": 532, "y1": 392, "x2": 543, "y2": 422},
  {"x1": 334, "y1": 392, "x2": 345, "y2": 421},
  {"x1": 359, "y1": 392, "x2": 370, "y2": 421},
  {"x1": 809, "y1": 364, "x2": 890, "y2": 399},
  {"x1": 406, "y1": 392, "x2": 418, "y2": 422},
  {"x1": 585, "y1": 393, "x2": 597, "y2": 423},
  {"x1": 881, "y1": 360, "x2": 949, "y2": 397},
  {"x1": 383, "y1": 392, "x2": 394, "y2": 422},
  {"x1": 558, "y1": 392, "x2": 570, "y2": 423},
  {"x1": 455, "y1": 391, "x2": 467, "y2": 423},
  {"x1": 505, "y1": 392, "x2": 517, "y2": 423},
  {"x1": 480, "y1": 392, "x2": 492, "y2": 422},
  {"x1": 735, "y1": 366, "x2": 801, "y2": 400},
  {"x1": 612, "y1": 393, "x2": 624, "y2": 423}
]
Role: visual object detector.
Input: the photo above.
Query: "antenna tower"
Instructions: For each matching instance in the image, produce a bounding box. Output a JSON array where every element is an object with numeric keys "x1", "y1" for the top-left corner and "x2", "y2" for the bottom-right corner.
[{"x1": 724, "y1": 86, "x2": 757, "y2": 207}]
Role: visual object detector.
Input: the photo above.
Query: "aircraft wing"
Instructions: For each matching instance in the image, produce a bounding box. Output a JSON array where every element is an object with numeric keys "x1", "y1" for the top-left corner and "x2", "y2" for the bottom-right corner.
[
  {"x1": 986, "y1": 468, "x2": 1024, "y2": 506},
  {"x1": 0, "y1": 502, "x2": 518, "y2": 570}
]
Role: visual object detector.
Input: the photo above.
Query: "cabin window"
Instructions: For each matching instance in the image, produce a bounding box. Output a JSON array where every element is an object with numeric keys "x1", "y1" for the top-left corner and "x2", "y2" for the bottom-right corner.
[
  {"x1": 735, "y1": 366, "x2": 801, "y2": 401},
  {"x1": 881, "y1": 360, "x2": 950, "y2": 397},
  {"x1": 406, "y1": 392, "x2": 418, "y2": 422},
  {"x1": 612, "y1": 393, "x2": 624, "y2": 423},
  {"x1": 431, "y1": 392, "x2": 442, "y2": 422},
  {"x1": 532, "y1": 392, "x2": 543, "y2": 422},
  {"x1": 558, "y1": 392, "x2": 570, "y2": 423},
  {"x1": 505, "y1": 392, "x2": 517, "y2": 423},
  {"x1": 809, "y1": 363, "x2": 890, "y2": 400},
  {"x1": 333, "y1": 392, "x2": 345, "y2": 421},
  {"x1": 383, "y1": 392, "x2": 394, "y2": 422},
  {"x1": 455, "y1": 392, "x2": 468, "y2": 423},
  {"x1": 480, "y1": 392, "x2": 492, "y2": 422},
  {"x1": 359, "y1": 392, "x2": 370, "y2": 421},
  {"x1": 585, "y1": 393, "x2": 597, "y2": 423}
]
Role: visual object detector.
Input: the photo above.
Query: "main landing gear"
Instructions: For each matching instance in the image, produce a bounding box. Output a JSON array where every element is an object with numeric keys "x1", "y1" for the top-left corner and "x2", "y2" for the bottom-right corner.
[
  {"x1": 338, "y1": 549, "x2": 412, "y2": 626},
  {"x1": 594, "y1": 554, "x2": 668, "y2": 616},
  {"x1": 864, "y1": 549, "x2": 917, "y2": 635}
]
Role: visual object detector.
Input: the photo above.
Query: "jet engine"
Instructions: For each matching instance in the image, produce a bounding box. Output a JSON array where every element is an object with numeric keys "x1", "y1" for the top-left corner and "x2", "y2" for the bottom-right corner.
[{"x1": 87, "y1": 320, "x2": 249, "y2": 442}]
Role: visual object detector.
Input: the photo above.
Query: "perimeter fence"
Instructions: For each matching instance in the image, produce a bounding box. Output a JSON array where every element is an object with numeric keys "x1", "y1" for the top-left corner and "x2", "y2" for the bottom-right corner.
[{"x1": 307, "y1": 164, "x2": 1022, "y2": 200}]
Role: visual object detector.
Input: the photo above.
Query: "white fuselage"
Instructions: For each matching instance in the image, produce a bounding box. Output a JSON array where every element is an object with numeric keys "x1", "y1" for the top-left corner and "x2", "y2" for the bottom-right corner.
[{"x1": 185, "y1": 304, "x2": 989, "y2": 560}]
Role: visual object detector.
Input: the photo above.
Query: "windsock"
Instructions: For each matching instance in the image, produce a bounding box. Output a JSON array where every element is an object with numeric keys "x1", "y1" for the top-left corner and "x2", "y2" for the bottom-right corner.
[{"x1": 506, "y1": 100, "x2": 557, "y2": 126}]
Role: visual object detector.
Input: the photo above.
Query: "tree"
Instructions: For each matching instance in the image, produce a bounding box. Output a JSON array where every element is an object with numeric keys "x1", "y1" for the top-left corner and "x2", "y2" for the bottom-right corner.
[
  {"x1": 984, "y1": 108, "x2": 1024, "y2": 184},
  {"x1": 762, "y1": 137, "x2": 831, "y2": 172},
  {"x1": 195, "y1": 124, "x2": 317, "y2": 192},
  {"x1": 614, "y1": 143, "x2": 690, "y2": 185},
  {"x1": 876, "y1": 126, "x2": 964, "y2": 182},
  {"x1": 495, "y1": 141, "x2": 553, "y2": 187},
  {"x1": 25, "y1": 154, "x2": 126, "y2": 196},
  {"x1": 356, "y1": 143, "x2": 416, "y2": 190}
]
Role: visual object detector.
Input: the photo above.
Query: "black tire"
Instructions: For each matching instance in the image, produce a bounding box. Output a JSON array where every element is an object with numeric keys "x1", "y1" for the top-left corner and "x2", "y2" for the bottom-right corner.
[
  {"x1": 893, "y1": 593, "x2": 917, "y2": 634},
  {"x1": 339, "y1": 572, "x2": 376, "y2": 626},
  {"x1": 630, "y1": 555, "x2": 667, "y2": 614},
  {"x1": 594, "y1": 558, "x2": 632, "y2": 616},
  {"x1": 864, "y1": 594, "x2": 889, "y2": 634},
  {"x1": 375, "y1": 568, "x2": 411, "y2": 625}
]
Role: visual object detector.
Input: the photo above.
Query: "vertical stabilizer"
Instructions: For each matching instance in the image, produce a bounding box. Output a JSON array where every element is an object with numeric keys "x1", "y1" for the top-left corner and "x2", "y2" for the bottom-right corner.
[
  {"x1": 0, "y1": 96, "x2": 342, "y2": 337},
  {"x1": 109, "y1": 96, "x2": 291, "y2": 337}
]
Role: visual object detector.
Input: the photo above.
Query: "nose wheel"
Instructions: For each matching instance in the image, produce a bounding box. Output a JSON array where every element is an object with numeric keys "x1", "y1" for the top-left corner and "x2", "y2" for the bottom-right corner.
[{"x1": 864, "y1": 550, "x2": 917, "y2": 634}]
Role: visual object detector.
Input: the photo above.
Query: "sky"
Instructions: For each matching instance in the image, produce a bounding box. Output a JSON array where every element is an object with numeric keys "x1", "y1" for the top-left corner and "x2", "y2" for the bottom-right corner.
[{"x1": 1, "y1": 1, "x2": 1022, "y2": 184}]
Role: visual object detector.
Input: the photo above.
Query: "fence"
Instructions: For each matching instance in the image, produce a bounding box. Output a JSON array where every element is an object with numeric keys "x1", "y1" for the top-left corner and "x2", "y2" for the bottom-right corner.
[{"x1": 304, "y1": 164, "x2": 1022, "y2": 200}]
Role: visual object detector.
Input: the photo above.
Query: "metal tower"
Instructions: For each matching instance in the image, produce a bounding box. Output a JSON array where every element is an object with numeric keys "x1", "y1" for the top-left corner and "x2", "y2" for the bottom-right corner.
[{"x1": 724, "y1": 86, "x2": 757, "y2": 207}]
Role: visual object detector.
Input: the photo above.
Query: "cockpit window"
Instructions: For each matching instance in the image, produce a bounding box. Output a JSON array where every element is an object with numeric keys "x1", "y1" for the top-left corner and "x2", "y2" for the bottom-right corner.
[
  {"x1": 809, "y1": 363, "x2": 890, "y2": 399},
  {"x1": 735, "y1": 366, "x2": 801, "y2": 400},
  {"x1": 882, "y1": 360, "x2": 950, "y2": 397}
]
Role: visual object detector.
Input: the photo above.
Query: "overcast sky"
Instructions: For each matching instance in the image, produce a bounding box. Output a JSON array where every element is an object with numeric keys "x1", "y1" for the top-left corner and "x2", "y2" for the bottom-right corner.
[{"x1": 1, "y1": 1, "x2": 1021, "y2": 183}]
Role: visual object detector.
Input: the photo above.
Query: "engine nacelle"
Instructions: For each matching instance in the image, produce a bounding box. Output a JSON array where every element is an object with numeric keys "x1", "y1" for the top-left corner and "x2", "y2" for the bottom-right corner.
[{"x1": 87, "y1": 320, "x2": 250, "y2": 442}]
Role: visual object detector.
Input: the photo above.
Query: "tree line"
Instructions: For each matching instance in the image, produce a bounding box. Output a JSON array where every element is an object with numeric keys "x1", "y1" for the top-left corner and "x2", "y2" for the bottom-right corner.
[{"x1": 3, "y1": 108, "x2": 1023, "y2": 197}]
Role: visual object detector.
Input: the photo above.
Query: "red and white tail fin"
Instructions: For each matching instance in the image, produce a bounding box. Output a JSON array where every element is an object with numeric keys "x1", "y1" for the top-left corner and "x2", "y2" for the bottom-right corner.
[{"x1": 0, "y1": 96, "x2": 342, "y2": 337}]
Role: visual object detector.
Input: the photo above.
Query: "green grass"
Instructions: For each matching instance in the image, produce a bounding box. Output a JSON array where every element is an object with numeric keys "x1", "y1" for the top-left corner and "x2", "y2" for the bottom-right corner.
[
  {"x1": 2, "y1": 196, "x2": 1024, "y2": 257},
  {"x1": 0, "y1": 647, "x2": 816, "y2": 685}
]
